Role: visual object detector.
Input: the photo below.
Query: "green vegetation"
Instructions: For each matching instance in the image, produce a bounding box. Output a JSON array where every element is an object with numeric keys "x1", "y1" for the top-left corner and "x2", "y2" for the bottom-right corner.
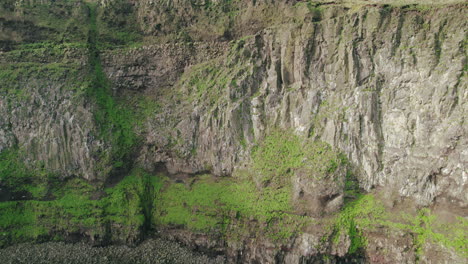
[
  {"x1": 0, "y1": 148, "x2": 30, "y2": 189},
  {"x1": 0, "y1": 44, "x2": 83, "y2": 100},
  {"x1": 329, "y1": 194, "x2": 468, "y2": 256},
  {"x1": 156, "y1": 176, "x2": 226, "y2": 232},
  {"x1": 343, "y1": 170, "x2": 361, "y2": 203},
  {"x1": 0, "y1": 62, "x2": 80, "y2": 90},
  {"x1": 1, "y1": 1, "x2": 466, "y2": 260},
  {"x1": 2, "y1": 139, "x2": 464, "y2": 256},
  {"x1": 0, "y1": 147, "x2": 57, "y2": 198},
  {"x1": 0, "y1": 0, "x2": 88, "y2": 45},
  {"x1": 331, "y1": 194, "x2": 387, "y2": 254},
  {"x1": 104, "y1": 169, "x2": 163, "y2": 234},
  {"x1": 154, "y1": 174, "x2": 305, "y2": 242},
  {"x1": 3, "y1": 42, "x2": 87, "y2": 64},
  {"x1": 252, "y1": 130, "x2": 345, "y2": 186},
  {"x1": 0, "y1": 1, "x2": 143, "y2": 181},
  {"x1": 0, "y1": 137, "x2": 158, "y2": 246},
  {"x1": 86, "y1": 2, "x2": 138, "y2": 172},
  {"x1": 390, "y1": 208, "x2": 468, "y2": 259},
  {"x1": 0, "y1": 177, "x2": 104, "y2": 247},
  {"x1": 154, "y1": 130, "x2": 343, "y2": 242},
  {"x1": 0, "y1": 168, "x2": 162, "y2": 247},
  {"x1": 135, "y1": 96, "x2": 162, "y2": 124},
  {"x1": 177, "y1": 37, "x2": 256, "y2": 106},
  {"x1": 305, "y1": 1, "x2": 324, "y2": 22},
  {"x1": 181, "y1": 58, "x2": 231, "y2": 105},
  {"x1": 251, "y1": 130, "x2": 303, "y2": 185}
]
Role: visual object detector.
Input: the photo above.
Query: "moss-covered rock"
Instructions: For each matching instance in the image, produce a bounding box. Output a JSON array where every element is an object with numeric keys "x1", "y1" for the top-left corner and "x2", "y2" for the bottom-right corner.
[{"x1": 0, "y1": 168, "x2": 163, "y2": 248}]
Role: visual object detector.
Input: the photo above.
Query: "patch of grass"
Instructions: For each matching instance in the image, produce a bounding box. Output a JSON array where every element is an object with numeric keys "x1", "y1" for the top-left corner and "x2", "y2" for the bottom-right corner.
[
  {"x1": 331, "y1": 194, "x2": 387, "y2": 254},
  {"x1": 130, "y1": 96, "x2": 162, "y2": 129},
  {"x1": 343, "y1": 170, "x2": 361, "y2": 203},
  {"x1": 251, "y1": 130, "x2": 303, "y2": 185},
  {"x1": 154, "y1": 174, "x2": 303, "y2": 242},
  {"x1": 104, "y1": 169, "x2": 163, "y2": 230},
  {"x1": 0, "y1": 168, "x2": 163, "y2": 247},
  {"x1": 94, "y1": 0, "x2": 143, "y2": 49},
  {"x1": 156, "y1": 177, "x2": 222, "y2": 231},
  {"x1": 180, "y1": 58, "x2": 229, "y2": 105},
  {"x1": 0, "y1": 62, "x2": 80, "y2": 93},
  {"x1": 0, "y1": 148, "x2": 30, "y2": 189},
  {"x1": 252, "y1": 130, "x2": 345, "y2": 186},
  {"x1": 154, "y1": 129, "x2": 341, "y2": 241},
  {"x1": 0, "y1": 148, "x2": 58, "y2": 198},
  {"x1": 178, "y1": 39, "x2": 254, "y2": 106},
  {"x1": 153, "y1": 130, "x2": 341, "y2": 241},
  {"x1": 3, "y1": 41, "x2": 87, "y2": 63},
  {"x1": 330, "y1": 194, "x2": 468, "y2": 257},
  {"x1": 0, "y1": 186, "x2": 104, "y2": 247},
  {"x1": 0, "y1": 0, "x2": 89, "y2": 44},
  {"x1": 0, "y1": 201, "x2": 44, "y2": 246},
  {"x1": 390, "y1": 208, "x2": 468, "y2": 258}
]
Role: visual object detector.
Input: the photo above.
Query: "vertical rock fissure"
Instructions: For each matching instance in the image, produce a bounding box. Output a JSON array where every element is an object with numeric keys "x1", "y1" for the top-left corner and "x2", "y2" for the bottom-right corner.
[
  {"x1": 85, "y1": 2, "x2": 137, "y2": 178},
  {"x1": 140, "y1": 173, "x2": 154, "y2": 233},
  {"x1": 391, "y1": 13, "x2": 405, "y2": 56},
  {"x1": 85, "y1": 2, "x2": 154, "y2": 239}
]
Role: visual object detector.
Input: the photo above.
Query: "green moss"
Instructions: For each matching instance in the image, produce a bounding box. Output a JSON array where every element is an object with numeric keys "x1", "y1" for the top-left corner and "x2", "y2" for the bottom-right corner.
[
  {"x1": 154, "y1": 174, "x2": 303, "y2": 241},
  {"x1": 85, "y1": 2, "x2": 138, "y2": 171},
  {"x1": 252, "y1": 130, "x2": 345, "y2": 185},
  {"x1": 0, "y1": 168, "x2": 163, "y2": 247},
  {"x1": 4, "y1": 42, "x2": 87, "y2": 62},
  {"x1": 0, "y1": 0, "x2": 88, "y2": 45},
  {"x1": 178, "y1": 41, "x2": 254, "y2": 106},
  {"x1": 92, "y1": 0, "x2": 143, "y2": 48},
  {"x1": 104, "y1": 169, "x2": 162, "y2": 229},
  {"x1": 251, "y1": 130, "x2": 303, "y2": 185},
  {"x1": 180, "y1": 58, "x2": 228, "y2": 104},
  {"x1": 152, "y1": 130, "x2": 342, "y2": 241},
  {"x1": 0, "y1": 186, "x2": 104, "y2": 247},
  {"x1": 0, "y1": 148, "x2": 58, "y2": 198},
  {"x1": 0, "y1": 62, "x2": 80, "y2": 94},
  {"x1": 343, "y1": 170, "x2": 361, "y2": 203},
  {"x1": 156, "y1": 176, "x2": 228, "y2": 232},
  {"x1": 128, "y1": 96, "x2": 162, "y2": 129},
  {"x1": 329, "y1": 194, "x2": 468, "y2": 257},
  {"x1": 390, "y1": 208, "x2": 468, "y2": 258},
  {"x1": 438, "y1": 217, "x2": 468, "y2": 257},
  {"x1": 0, "y1": 148, "x2": 30, "y2": 188},
  {"x1": 331, "y1": 194, "x2": 387, "y2": 254},
  {"x1": 155, "y1": 131, "x2": 335, "y2": 238},
  {"x1": 0, "y1": 201, "x2": 42, "y2": 246},
  {"x1": 0, "y1": 40, "x2": 87, "y2": 111}
]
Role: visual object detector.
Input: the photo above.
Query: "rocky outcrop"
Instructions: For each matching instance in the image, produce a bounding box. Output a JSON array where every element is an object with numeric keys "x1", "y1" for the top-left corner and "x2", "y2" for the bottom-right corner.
[
  {"x1": 0, "y1": 0, "x2": 106, "y2": 180},
  {"x1": 0, "y1": 46, "x2": 104, "y2": 180}
]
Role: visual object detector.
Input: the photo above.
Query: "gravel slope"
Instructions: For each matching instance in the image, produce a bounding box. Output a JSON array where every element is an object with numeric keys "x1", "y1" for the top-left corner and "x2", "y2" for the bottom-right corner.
[{"x1": 0, "y1": 238, "x2": 226, "y2": 264}]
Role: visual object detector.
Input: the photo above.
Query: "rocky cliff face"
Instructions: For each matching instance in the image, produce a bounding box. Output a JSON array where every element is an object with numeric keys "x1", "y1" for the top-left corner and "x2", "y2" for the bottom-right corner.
[
  {"x1": 0, "y1": 0, "x2": 466, "y2": 263},
  {"x1": 121, "y1": 3, "x2": 466, "y2": 205}
]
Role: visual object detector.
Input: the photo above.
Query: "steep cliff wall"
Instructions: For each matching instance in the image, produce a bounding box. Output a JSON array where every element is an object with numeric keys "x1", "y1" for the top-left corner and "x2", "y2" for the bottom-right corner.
[
  {"x1": 0, "y1": 0, "x2": 109, "y2": 181},
  {"x1": 98, "y1": 0, "x2": 468, "y2": 208},
  {"x1": 0, "y1": 0, "x2": 466, "y2": 263},
  {"x1": 101, "y1": 2, "x2": 467, "y2": 262}
]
